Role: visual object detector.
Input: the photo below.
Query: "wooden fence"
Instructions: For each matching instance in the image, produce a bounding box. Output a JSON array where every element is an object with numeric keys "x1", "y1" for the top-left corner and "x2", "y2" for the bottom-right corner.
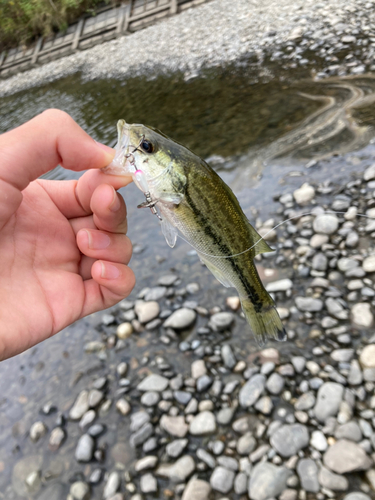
[{"x1": 0, "y1": 0, "x2": 208, "y2": 78}]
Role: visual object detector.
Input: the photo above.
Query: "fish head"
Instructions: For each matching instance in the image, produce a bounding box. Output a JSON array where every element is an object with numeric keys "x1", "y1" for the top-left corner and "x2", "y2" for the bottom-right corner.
[{"x1": 104, "y1": 119, "x2": 190, "y2": 203}]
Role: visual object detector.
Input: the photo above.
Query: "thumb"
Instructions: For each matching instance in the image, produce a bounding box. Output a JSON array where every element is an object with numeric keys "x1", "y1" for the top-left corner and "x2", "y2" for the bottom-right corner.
[{"x1": 0, "y1": 109, "x2": 115, "y2": 228}]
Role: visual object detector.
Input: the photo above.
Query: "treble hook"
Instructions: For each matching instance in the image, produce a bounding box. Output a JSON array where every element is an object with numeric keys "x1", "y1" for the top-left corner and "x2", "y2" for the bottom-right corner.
[{"x1": 125, "y1": 137, "x2": 162, "y2": 221}]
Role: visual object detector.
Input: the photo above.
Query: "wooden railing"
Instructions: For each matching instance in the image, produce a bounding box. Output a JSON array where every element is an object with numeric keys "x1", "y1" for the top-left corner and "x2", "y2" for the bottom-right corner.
[{"x1": 0, "y1": 0, "x2": 208, "y2": 78}]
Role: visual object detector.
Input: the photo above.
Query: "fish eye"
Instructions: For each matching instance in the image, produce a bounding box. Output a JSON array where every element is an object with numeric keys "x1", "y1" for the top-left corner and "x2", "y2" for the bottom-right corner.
[{"x1": 141, "y1": 139, "x2": 154, "y2": 153}]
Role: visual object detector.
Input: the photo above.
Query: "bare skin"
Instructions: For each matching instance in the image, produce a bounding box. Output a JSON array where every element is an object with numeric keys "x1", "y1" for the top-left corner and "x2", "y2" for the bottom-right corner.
[{"x1": 0, "y1": 109, "x2": 135, "y2": 360}]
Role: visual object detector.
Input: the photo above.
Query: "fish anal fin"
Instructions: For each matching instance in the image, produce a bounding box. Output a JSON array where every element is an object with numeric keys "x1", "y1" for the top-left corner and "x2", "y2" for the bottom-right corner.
[
  {"x1": 161, "y1": 218, "x2": 178, "y2": 248},
  {"x1": 246, "y1": 223, "x2": 274, "y2": 256},
  {"x1": 201, "y1": 257, "x2": 234, "y2": 288}
]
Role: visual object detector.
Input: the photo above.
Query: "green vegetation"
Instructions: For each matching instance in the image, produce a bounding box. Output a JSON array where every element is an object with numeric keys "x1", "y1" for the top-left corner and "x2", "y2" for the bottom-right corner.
[{"x1": 0, "y1": 0, "x2": 110, "y2": 51}]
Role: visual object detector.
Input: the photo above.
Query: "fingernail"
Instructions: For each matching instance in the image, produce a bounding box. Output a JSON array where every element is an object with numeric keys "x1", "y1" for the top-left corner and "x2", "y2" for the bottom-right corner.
[
  {"x1": 85, "y1": 230, "x2": 110, "y2": 250},
  {"x1": 109, "y1": 187, "x2": 121, "y2": 212},
  {"x1": 95, "y1": 141, "x2": 115, "y2": 164},
  {"x1": 100, "y1": 262, "x2": 121, "y2": 279}
]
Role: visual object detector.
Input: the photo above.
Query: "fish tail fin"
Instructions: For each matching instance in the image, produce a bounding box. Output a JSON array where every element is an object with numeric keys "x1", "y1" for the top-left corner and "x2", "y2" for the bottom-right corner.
[{"x1": 240, "y1": 297, "x2": 287, "y2": 346}]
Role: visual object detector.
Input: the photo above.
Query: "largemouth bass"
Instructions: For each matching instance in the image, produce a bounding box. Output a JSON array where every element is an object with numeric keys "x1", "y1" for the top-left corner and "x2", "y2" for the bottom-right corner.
[{"x1": 104, "y1": 120, "x2": 286, "y2": 345}]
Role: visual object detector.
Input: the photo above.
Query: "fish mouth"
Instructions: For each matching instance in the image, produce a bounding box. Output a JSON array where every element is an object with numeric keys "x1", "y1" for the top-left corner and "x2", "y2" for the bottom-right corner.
[{"x1": 102, "y1": 119, "x2": 135, "y2": 176}]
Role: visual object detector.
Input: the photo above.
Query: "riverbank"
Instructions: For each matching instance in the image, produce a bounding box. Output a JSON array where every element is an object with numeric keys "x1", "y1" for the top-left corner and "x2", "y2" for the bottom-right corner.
[{"x1": 1, "y1": 0, "x2": 375, "y2": 98}]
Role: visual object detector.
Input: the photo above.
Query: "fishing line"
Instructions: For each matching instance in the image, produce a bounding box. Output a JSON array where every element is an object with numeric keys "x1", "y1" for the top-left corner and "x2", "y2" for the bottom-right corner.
[{"x1": 173, "y1": 210, "x2": 375, "y2": 259}]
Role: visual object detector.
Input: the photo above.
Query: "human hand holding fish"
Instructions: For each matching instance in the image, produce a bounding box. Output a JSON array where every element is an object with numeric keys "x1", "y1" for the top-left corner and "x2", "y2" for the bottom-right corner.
[{"x1": 0, "y1": 110, "x2": 135, "y2": 360}]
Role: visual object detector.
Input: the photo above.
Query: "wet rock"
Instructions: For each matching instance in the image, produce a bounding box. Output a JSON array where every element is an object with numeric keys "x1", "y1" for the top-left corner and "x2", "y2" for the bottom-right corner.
[
  {"x1": 249, "y1": 462, "x2": 290, "y2": 500},
  {"x1": 351, "y1": 302, "x2": 374, "y2": 328},
  {"x1": 363, "y1": 255, "x2": 375, "y2": 273},
  {"x1": 239, "y1": 374, "x2": 266, "y2": 407},
  {"x1": 88, "y1": 389, "x2": 103, "y2": 408},
  {"x1": 326, "y1": 298, "x2": 348, "y2": 320},
  {"x1": 29, "y1": 421, "x2": 47, "y2": 442},
  {"x1": 234, "y1": 472, "x2": 248, "y2": 495},
  {"x1": 221, "y1": 344, "x2": 236, "y2": 369},
  {"x1": 157, "y1": 455, "x2": 195, "y2": 482},
  {"x1": 295, "y1": 392, "x2": 316, "y2": 411},
  {"x1": 217, "y1": 406, "x2": 236, "y2": 425},
  {"x1": 197, "y1": 448, "x2": 216, "y2": 468},
  {"x1": 141, "y1": 391, "x2": 160, "y2": 406},
  {"x1": 343, "y1": 494, "x2": 372, "y2": 500},
  {"x1": 135, "y1": 456, "x2": 158, "y2": 472},
  {"x1": 49, "y1": 427, "x2": 65, "y2": 451},
  {"x1": 313, "y1": 214, "x2": 339, "y2": 235},
  {"x1": 348, "y1": 360, "x2": 363, "y2": 385},
  {"x1": 293, "y1": 183, "x2": 315, "y2": 204},
  {"x1": 70, "y1": 481, "x2": 90, "y2": 500},
  {"x1": 89, "y1": 469, "x2": 102, "y2": 484},
  {"x1": 330, "y1": 349, "x2": 354, "y2": 363},
  {"x1": 191, "y1": 359, "x2": 207, "y2": 379},
  {"x1": 236, "y1": 432, "x2": 256, "y2": 455},
  {"x1": 297, "y1": 459, "x2": 319, "y2": 492},
  {"x1": 270, "y1": 424, "x2": 309, "y2": 457},
  {"x1": 266, "y1": 279, "x2": 293, "y2": 292},
  {"x1": 163, "y1": 307, "x2": 196, "y2": 329},
  {"x1": 158, "y1": 274, "x2": 178, "y2": 286},
  {"x1": 210, "y1": 466, "x2": 235, "y2": 494},
  {"x1": 134, "y1": 301, "x2": 160, "y2": 323},
  {"x1": 144, "y1": 286, "x2": 167, "y2": 301},
  {"x1": 318, "y1": 465, "x2": 348, "y2": 491},
  {"x1": 266, "y1": 372, "x2": 284, "y2": 395},
  {"x1": 226, "y1": 296, "x2": 240, "y2": 310},
  {"x1": 196, "y1": 374, "x2": 213, "y2": 392},
  {"x1": 360, "y1": 344, "x2": 375, "y2": 368},
  {"x1": 189, "y1": 411, "x2": 216, "y2": 435},
  {"x1": 116, "y1": 322, "x2": 133, "y2": 339},
  {"x1": 364, "y1": 164, "x2": 375, "y2": 181},
  {"x1": 181, "y1": 478, "x2": 211, "y2": 500},
  {"x1": 295, "y1": 297, "x2": 323, "y2": 312},
  {"x1": 314, "y1": 382, "x2": 344, "y2": 422},
  {"x1": 312, "y1": 252, "x2": 328, "y2": 271},
  {"x1": 140, "y1": 473, "x2": 157, "y2": 493},
  {"x1": 137, "y1": 374, "x2": 169, "y2": 392},
  {"x1": 310, "y1": 430, "x2": 327, "y2": 451},
  {"x1": 116, "y1": 398, "x2": 131, "y2": 416},
  {"x1": 166, "y1": 439, "x2": 188, "y2": 458},
  {"x1": 103, "y1": 472, "x2": 120, "y2": 499},
  {"x1": 323, "y1": 439, "x2": 372, "y2": 473},
  {"x1": 69, "y1": 391, "x2": 89, "y2": 420},
  {"x1": 75, "y1": 434, "x2": 94, "y2": 462},
  {"x1": 255, "y1": 395, "x2": 273, "y2": 414},
  {"x1": 209, "y1": 312, "x2": 234, "y2": 331},
  {"x1": 161, "y1": 415, "x2": 189, "y2": 437}
]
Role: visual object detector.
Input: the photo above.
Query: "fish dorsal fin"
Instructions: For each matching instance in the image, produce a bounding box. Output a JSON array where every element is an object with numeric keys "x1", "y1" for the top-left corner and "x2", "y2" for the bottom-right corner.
[
  {"x1": 246, "y1": 222, "x2": 274, "y2": 256},
  {"x1": 200, "y1": 254, "x2": 234, "y2": 288},
  {"x1": 161, "y1": 218, "x2": 178, "y2": 248}
]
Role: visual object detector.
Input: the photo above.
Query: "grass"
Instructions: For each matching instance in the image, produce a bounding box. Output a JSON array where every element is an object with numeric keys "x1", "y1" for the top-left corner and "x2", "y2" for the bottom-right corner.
[{"x1": 0, "y1": 0, "x2": 111, "y2": 52}]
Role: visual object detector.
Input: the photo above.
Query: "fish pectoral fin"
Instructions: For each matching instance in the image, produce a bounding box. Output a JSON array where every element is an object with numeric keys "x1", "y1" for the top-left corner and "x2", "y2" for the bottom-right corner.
[
  {"x1": 246, "y1": 222, "x2": 274, "y2": 256},
  {"x1": 200, "y1": 256, "x2": 234, "y2": 288},
  {"x1": 157, "y1": 192, "x2": 184, "y2": 205},
  {"x1": 161, "y1": 218, "x2": 178, "y2": 248}
]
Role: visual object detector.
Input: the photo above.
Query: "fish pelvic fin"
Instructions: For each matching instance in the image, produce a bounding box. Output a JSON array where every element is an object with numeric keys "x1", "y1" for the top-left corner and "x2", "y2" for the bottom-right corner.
[{"x1": 240, "y1": 297, "x2": 286, "y2": 346}]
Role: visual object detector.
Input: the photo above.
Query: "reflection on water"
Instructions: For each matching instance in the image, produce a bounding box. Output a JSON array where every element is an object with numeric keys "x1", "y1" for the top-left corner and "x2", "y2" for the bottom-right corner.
[{"x1": 1, "y1": 67, "x2": 375, "y2": 499}]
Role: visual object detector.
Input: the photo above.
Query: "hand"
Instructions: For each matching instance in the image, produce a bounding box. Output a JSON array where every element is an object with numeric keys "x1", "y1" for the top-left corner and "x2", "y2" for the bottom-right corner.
[{"x1": 0, "y1": 109, "x2": 135, "y2": 360}]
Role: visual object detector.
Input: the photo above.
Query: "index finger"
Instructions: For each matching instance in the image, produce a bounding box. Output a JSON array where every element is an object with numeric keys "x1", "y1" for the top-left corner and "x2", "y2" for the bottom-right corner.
[{"x1": 0, "y1": 109, "x2": 115, "y2": 192}]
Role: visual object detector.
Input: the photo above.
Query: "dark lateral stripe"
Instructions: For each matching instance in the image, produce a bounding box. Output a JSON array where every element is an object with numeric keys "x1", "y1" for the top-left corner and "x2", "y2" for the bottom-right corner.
[{"x1": 183, "y1": 171, "x2": 263, "y2": 313}]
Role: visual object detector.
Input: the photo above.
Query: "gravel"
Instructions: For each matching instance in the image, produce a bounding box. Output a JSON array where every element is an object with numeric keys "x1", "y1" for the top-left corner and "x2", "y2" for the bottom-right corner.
[{"x1": 2, "y1": 0, "x2": 375, "y2": 98}]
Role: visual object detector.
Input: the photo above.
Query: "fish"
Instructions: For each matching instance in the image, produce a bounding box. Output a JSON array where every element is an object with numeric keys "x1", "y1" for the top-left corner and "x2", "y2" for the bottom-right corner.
[{"x1": 103, "y1": 119, "x2": 286, "y2": 345}]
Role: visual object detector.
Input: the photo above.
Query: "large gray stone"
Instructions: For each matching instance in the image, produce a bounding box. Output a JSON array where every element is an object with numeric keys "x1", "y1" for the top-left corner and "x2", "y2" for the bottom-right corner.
[
  {"x1": 270, "y1": 424, "x2": 309, "y2": 457},
  {"x1": 318, "y1": 465, "x2": 348, "y2": 491},
  {"x1": 75, "y1": 434, "x2": 94, "y2": 462},
  {"x1": 313, "y1": 214, "x2": 339, "y2": 235},
  {"x1": 163, "y1": 308, "x2": 196, "y2": 329},
  {"x1": 323, "y1": 440, "x2": 372, "y2": 473},
  {"x1": 248, "y1": 462, "x2": 290, "y2": 500},
  {"x1": 137, "y1": 374, "x2": 169, "y2": 392},
  {"x1": 343, "y1": 494, "x2": 372, "y2": 500},
  {"x1": 182, "y1": 478, "x2": 211, "y2": 500},
  {"x1": 160, "y1": 415, "x2": 188, "y2": 438},
  {"x1": 239, "y1": 374, "x2": 266, "y2": 407},
  {"x1": 189, "y1": 411, "x2": 216, "y2": 435},
  {"x1": 157, "y1": 455, "x2": 195, "y2": 482},
  {"x1": 210, "y1": 466, "x2": 235, "y2": 494},
  {"x1": 135, "y1": 301, "x2": 160, "y2": 323},
  {"x1": 69, "y1": 391, "x2": 89, "y2": 420},
  {"x1": 295, "y1": 297, "x2": 323, "y2": 312},
  {"x1": 314, "y1": 382, "x2": 344, "y2": 422},
  {"x1": 297, "y1": 459, "x2": 319, "y2": 492}
]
